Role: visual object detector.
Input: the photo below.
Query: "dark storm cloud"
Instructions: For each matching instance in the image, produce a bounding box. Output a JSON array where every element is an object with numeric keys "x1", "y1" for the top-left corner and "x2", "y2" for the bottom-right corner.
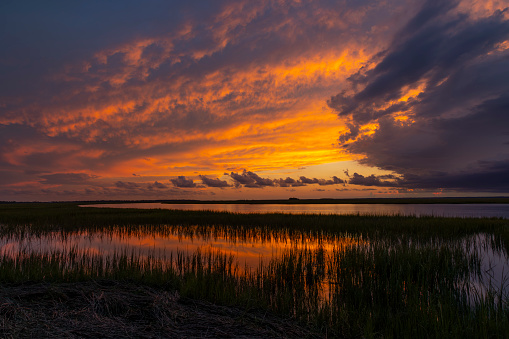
[
  {"x1": 348, "y1": 94, "x2": 509, "y2": 174},
  {"x1": 199, "y1": 175, "x2": 230, "y2": 188},
  {"x1": 39, "y1": 173, "x2": 99, "y2": 185},
  {"x1": 397, "y1": 0, "x2": 460, "y2": 38},
  {"x1": 170, "y1": 176, "x2": 196, "y2": 188},
  {"x1": 404, "y1": 159, "x2": 509, "y2": 192},
  {"x1": 348, "y1": 173, "x2": 400, "y2": 187},
  {"x1": 329, "y1": 0, "x2": 509, "y2": 192},
  {"x1": 349, "y1": 159, "x2": 509, "y2": 192},
  {"x1": 329, "y1": 4, "x2": 509, "y2": 123}
]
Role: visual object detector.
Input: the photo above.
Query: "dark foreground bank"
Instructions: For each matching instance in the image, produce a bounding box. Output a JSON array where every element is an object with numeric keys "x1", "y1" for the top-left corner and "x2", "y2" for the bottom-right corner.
[{"x1": 0, "y1": 280, "x2": 319, "y2": 339}]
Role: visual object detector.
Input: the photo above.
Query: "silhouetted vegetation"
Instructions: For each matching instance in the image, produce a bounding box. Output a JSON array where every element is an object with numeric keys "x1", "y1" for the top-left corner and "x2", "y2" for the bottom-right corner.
[{"x1": 1, "y1": 202, "x2": 508, "y2": 338}]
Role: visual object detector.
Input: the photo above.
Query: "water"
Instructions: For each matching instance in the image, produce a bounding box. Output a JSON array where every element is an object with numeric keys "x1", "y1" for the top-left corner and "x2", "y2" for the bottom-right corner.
[
  {"x1": 0, "y1": 226, "x2": 355, "y2": 274},
  {"x1": 81, "y1": 202, "x2": 509, "y2": 218},
  {"x1": 2, "y1": 204, "x2": 508, "y2": 310},
  {"x1": 2, "y1": 224, "x2": 507, "y2": 304}
]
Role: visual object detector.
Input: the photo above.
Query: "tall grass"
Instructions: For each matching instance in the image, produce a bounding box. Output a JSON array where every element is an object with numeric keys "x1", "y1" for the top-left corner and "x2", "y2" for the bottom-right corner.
[
  {"x1": 2, "y1": 238, "x2": 508, "y2": 337},
  {"x1": 1, "y1": 202, "x2": 509, "y2": 337},
  {"x1": 1, "y1": 203, "x2": 508, "y2": 242}
]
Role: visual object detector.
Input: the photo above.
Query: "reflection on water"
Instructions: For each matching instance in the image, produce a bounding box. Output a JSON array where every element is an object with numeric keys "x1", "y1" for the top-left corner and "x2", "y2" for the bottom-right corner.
[
  {"x1": 0, "y1": 226, "x2": 358, "y2": 274},
  {"x1": 81, "y1": 202, "x2": 509, "y2": 218},
  {"x1": 1, "y1": 224, "x2": 508, "y2": 305}
]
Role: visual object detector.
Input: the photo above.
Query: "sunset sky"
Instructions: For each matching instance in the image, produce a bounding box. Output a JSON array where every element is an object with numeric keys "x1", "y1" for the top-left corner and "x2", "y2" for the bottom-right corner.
[{"x1": 1, "y1": 0, "x2": 508, "y2": 201}]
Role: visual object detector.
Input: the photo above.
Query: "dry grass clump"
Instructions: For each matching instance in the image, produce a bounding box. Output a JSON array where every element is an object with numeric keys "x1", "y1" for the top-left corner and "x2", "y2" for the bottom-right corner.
[{"x1": 0, "y1": 280, "x2": 320, "y2": 338}]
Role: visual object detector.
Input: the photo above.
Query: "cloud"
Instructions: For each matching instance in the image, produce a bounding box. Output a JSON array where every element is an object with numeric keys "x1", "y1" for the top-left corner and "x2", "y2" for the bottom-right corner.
[
  {"x1": 115, "y1": 181, "x2": 141, "y2": 189},
  {"x1": 39, "y1": 173, "x2": 98, "y2": 185},
  {"x1": 398, "y1": 159, "x2": 509, "y2": 192},
  {"x1": 274, "y1": 177, "x2": 299, "y2": 187},
  {"x1": 330, "y1": 2, "x2": 509, "y2": 123},
  {"x1": 5, "y1": 0, "x2": 507, "y2": 199},
  {"x1": 229, "y1": 170, "x2": 274, "y2": 188},
  {"x1": 297, "y1": 176, "x2": 344, "y2": 185},
  {"x1": 319, "y1": 176, "x2": 345, "y2": 185},
  {"x1": 227, "y1": 171, "x2": 346, "y2": 188},
  {"x1": 170, "y1": 176, "x2": 196, "y2": 188},
  {"x1": 348, "y1": 159, "x2": 509, "y2": 193},
  {"x1": 148, "y1": 181, "x2": 168, "y2": 189},
  {"x1": 348, "y1": 173, "x2": 400, "y2": 187},
  {"x1": 146, "y1": 170, "x2": 350, "y2": 190},
  {"x1": 299, "y1": 176, "x2": 319, "y2": 184},
  {"x1": 0, "y1": 0, "x2": 395, "y2": 194},
  {"x1": 329, "y1": 0, "x2": 509, "y2": 192},
  {"x1": 283, "y1": 177, "x2": 296, "y2": 184},
  {"x1": 199, "y1": 175, "x2": 230, "y2": 188}
]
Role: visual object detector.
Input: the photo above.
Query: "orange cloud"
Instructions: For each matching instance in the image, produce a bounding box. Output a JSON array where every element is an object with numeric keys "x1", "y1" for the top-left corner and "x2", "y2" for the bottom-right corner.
[{"x1": 3, "y1": 0, "x2": 414, "y2": 200}]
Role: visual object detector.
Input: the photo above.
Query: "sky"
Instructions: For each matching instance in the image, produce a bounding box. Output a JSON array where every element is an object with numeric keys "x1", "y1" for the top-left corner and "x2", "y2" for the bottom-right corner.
[{"x1": 1, "y1": 0, "x2": 508, "y2": 201}]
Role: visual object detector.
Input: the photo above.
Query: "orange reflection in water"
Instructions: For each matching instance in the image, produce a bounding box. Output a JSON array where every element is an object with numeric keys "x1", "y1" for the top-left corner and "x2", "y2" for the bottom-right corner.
[{"x1": 0, "y1": 226, "x2": 362, "y2": 276}]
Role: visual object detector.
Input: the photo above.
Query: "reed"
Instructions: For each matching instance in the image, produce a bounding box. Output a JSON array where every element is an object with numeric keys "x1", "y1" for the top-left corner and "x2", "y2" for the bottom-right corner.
[
  {"x1": 1, "y1": 203, "x2": 508, "y2": 244},
  {"x1": 1, "y1": 202, "x2": 508, "y2": 337}
]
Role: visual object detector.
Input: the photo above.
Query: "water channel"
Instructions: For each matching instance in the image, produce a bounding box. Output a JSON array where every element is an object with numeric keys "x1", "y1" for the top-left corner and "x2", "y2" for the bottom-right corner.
[{"x1": 81, "y1": 202, "x2": 509, "y2": 218}]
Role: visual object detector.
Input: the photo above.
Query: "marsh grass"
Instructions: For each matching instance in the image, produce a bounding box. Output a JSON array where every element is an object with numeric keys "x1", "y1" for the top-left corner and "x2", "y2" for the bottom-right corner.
[
  {"x1": 2, "y1": 241, "x2": 508, "y2": 338},
  {"x1": 1, "y1": 202, "x2": 509, "y2": 337},
  {"x1": 1, "y1": 202, "x2": 508, "y2": 240}
]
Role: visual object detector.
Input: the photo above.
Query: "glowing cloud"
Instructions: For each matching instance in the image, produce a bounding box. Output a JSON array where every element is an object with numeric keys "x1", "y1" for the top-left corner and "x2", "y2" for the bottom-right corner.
[{"x1": 1, "y1": 0, "x2": 507, "y2": 200}]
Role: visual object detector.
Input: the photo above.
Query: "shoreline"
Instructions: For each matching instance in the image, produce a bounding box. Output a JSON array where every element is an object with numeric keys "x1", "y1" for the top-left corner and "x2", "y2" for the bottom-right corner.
[{"x1": 3, "y1": 196, "x2": 509, "y2": 205}]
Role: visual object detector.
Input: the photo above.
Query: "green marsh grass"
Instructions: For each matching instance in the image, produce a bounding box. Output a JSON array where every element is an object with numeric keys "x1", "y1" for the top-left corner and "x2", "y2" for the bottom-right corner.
[{"x1": 1, "y1": 202, "x2": 509, "y2": 337}]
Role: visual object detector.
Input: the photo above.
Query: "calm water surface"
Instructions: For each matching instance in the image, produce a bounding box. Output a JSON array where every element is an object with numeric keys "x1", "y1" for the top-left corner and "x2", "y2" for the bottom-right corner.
[
  {"x1": 2, "y1": 203, "x2": 508, "y2": 304},
  {"x1": 81, "y1": 202, "x2": 509, "y2": 218},
  {"x1": 0, "y1": 220, "x2": 509, "y2": 306},
  {"x1": 2, "y1": 224, "x2": 508, "y2": 302},
  {"x1": 0, "y1": 227, "x2": 348, "y2": 273}
]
